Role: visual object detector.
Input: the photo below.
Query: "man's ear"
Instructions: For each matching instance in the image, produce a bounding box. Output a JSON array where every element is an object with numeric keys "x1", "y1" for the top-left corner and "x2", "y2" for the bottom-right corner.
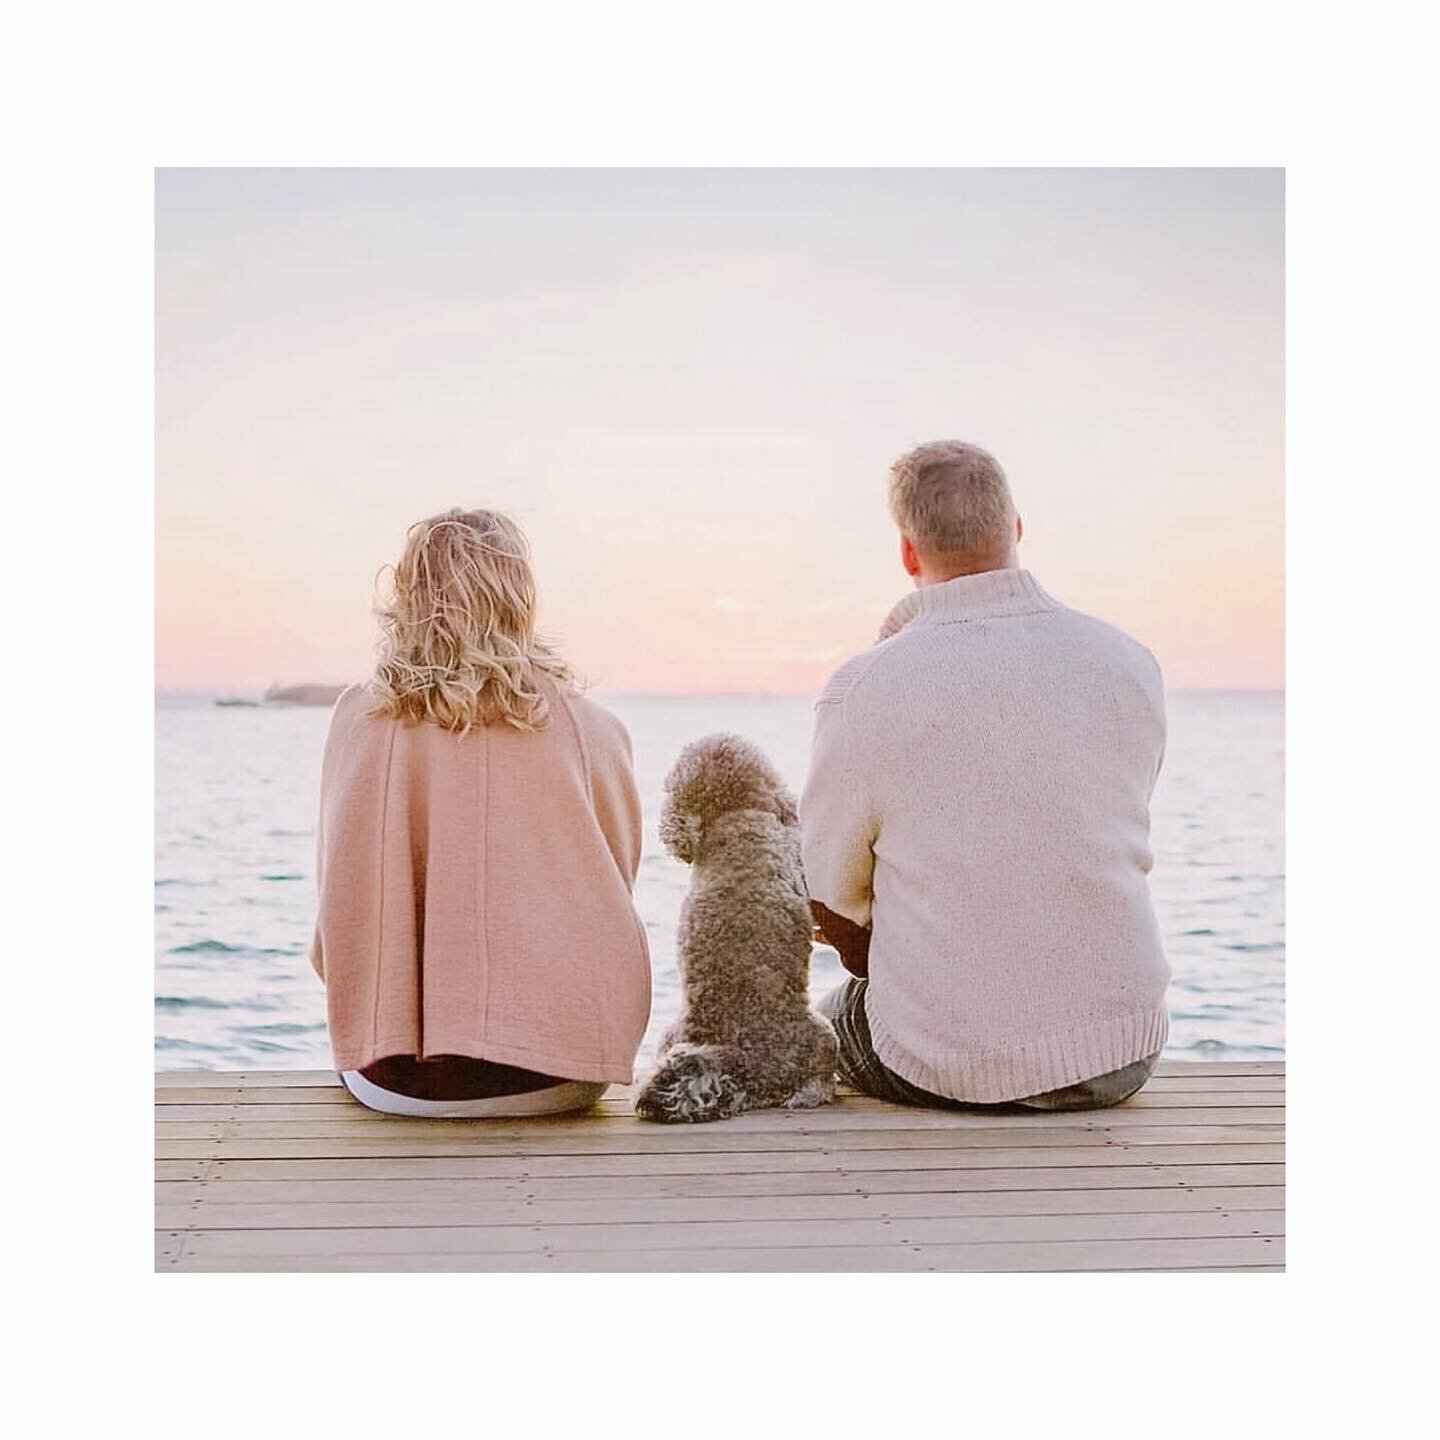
[
  {"x1": 1015, "y1": 513, "x2": 1024, "y2": 545},
  {"x1": 900, "y1": 534, "x2": 922, "y2": 579}
]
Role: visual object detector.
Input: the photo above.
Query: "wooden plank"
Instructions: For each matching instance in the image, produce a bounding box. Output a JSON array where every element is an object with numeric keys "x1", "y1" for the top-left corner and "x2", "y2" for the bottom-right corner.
[
  {"x1": 162, "y1": 1139, "x2": 1283, "y2": 1177},
  {"x1": 159, "y1": 1234, "x2": 1283, "y2": 1272},
  {"x1": 160, "y1": 1115, "x2": 1283, "y2": 1146},
  {"x1": 156, "y1": 1126, "x2": 1281, "y2": 1164},
  {"x1": 156, "y1": 1071, "x2": 338, "y2": 1088},
  {"x1": 157, "y1": 1160, "x2": 213, "y2": 1182},
  {"x1": 165, "y1": 1155, "x2": 1284, "y2": 1192},
  {"x1": 156, "y1": 1087, "x2": 344, "y2": 1105},
  {"x1": 156, "y1": 1185, "x2": 1283, "y2": 1232},
  {"x1": 1135, "y1": 1074, "x2": 1282, "y2": 1092},
  {"x1": 153, "y1": 1061, "x2": 1285, "y2": 1089},
  {"x1": 154, "y1": 1090, "x2": 1284, "y2": 1124},
  {"x1": 157, "y1": 1162, "x2": 1283, "y2": 1205},
  {"x1": 156, "y1": 1107, "x2": 1281, "y2": 1143},
  {"x1": 168, "y1": 1208, "x2": 1282, "y2": 1261},
  {"x1": 153, "y1": 1073, "x2": 1284, "y2": 1106}
]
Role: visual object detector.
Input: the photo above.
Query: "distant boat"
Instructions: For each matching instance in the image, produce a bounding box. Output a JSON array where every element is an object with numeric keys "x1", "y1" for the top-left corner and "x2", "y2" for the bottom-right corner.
[
  {"x1": 262, "y1": 683, "x2": 347, "y2": 707},
  {"x1": 213, "y1": 684, "x2": 347, "y2": 708}
]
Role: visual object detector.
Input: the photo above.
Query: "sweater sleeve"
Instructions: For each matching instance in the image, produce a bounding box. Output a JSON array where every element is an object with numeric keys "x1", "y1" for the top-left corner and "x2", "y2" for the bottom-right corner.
[
  {"x1": 309, "y1": 684, "x2": 369, "y2": 983},
  {"x1": 1139, "y1": 647, "x2": 1167, "y2": 800},
  {"x1": 587, "y1": 710, "x2": 644, "y2": 889},
  {"x1": 799, "y1": 692, "x2": 878, "y2": 928},
  {"x1": 309, "y1": 800, "x2": 326, "y2": 981},
  {"x1": 309, "y1": 710, "x2": 334, "y2": 982}
]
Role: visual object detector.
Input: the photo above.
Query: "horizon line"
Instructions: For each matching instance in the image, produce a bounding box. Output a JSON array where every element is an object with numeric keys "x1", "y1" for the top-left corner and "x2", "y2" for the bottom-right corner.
[{"x1": 155, "y1": 684, "x2": 1286, "y2": 699}]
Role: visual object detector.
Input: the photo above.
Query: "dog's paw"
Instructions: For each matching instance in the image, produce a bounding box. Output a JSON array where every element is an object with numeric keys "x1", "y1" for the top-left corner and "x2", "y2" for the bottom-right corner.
[
  {"x1": 635, "y1": 1046, "x2": 749, "y2": 1124},
  {"x1": 781, "y1": 1076, "x2": 835, "y2": 1110}
]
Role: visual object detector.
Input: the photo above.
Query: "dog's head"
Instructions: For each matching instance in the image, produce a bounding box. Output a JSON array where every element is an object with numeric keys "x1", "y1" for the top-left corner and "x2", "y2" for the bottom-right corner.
[{"x1": 659, "y1": 732, "x2": 798, "y2": 864}]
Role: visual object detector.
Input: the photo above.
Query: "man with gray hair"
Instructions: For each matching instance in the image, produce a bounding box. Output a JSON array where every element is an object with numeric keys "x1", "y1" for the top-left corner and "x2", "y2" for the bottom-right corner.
[{"x1": 800, "y1": 441, "x2": 1170, "y2": 1110}]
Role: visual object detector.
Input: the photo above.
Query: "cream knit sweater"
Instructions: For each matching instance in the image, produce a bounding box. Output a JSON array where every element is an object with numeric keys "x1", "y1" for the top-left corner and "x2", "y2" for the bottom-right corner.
[{"x1": 799, "y1": 568, "x2": 1170, "y2": 1102}]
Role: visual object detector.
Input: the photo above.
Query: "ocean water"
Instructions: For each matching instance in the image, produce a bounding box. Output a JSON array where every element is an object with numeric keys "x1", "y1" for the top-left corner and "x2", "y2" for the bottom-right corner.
[{"x1": 155, "y1": 691, "x2": 1285, "y2": 1071}]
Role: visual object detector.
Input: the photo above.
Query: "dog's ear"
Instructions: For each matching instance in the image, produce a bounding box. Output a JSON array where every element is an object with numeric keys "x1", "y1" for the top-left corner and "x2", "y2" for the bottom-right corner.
[{"x1": 660, "y1": 800, "x2": 704, "y2": 865}]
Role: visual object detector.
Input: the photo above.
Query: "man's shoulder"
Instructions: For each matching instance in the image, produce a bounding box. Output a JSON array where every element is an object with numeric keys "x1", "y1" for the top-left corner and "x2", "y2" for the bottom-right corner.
[
  {"x1": 816, "y1": 597, "x2": 1164, "y2": 715},
  {"x1": 1051, "y1": 604, "x2": 1164, "y2": 690},
  {"x1": 816, "y1": 633, "x2": 909, "y2": 709}
]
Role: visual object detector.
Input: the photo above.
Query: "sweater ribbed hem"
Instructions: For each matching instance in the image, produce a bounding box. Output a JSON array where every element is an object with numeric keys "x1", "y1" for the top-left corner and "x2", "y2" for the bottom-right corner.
[
  {"x1": 866, "y1": 1000, "x2": 1170, "y2": 1104},
  {"x1": 330, "y1": 1029, "x2": 636, "y2": 1086}
]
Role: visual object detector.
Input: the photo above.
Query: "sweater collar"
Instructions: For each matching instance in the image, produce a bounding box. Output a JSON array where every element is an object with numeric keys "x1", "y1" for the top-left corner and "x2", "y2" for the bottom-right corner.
[{"x1": 877, "y1": 568, "x2": 1060, "y2": 640}]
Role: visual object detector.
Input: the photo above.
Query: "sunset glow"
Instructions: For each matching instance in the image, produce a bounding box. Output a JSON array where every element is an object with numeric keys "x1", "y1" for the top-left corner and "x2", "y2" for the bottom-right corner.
[{"x1": 157, "y1": 168, "x2": 1283, "y2": 694}]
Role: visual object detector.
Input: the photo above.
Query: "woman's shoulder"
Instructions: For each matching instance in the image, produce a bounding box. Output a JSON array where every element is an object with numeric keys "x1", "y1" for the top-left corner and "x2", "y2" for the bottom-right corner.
[
  {"x1": 327, "y1": 681, "x2": 383, "y2": 727},
  {"x1": 557, "y1": 687, "x2": 634, "y2": 757},
  {"x1": 331, "y1": 680, "x2": 373, "y2": 711},
  {"x1": 322, "y1": 682, "x2": 399, "y2": 753}
]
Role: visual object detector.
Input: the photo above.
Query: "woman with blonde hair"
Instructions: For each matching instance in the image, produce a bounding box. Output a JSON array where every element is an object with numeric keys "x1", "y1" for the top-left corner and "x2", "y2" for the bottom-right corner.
[{"x1": 311, "y1": 508, "x2": 651, "y2": 1116}]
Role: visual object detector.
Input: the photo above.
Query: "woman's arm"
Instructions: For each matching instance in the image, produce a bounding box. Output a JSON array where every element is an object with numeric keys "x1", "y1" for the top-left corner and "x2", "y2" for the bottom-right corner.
[{"x1": 586, "y1": 707, "x2": 644, "y2": 888}]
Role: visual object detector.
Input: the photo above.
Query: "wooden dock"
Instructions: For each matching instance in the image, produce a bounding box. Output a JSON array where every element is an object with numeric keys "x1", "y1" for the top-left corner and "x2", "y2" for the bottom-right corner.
[{"x1": 156, "y1": 1060, "x2": 1283, "y2": 1272}]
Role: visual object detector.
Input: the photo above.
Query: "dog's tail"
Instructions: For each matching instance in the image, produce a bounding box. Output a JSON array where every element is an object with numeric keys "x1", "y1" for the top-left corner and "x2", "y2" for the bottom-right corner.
[{"x1": 634, "y1": 1043, "x2": 751, "y2": 1124}]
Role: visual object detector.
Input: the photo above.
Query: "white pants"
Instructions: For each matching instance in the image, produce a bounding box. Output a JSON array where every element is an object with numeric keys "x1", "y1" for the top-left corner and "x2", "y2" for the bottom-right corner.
[{"x1": 340, "y1": 1068, "x2": 607, "y2": 1119}]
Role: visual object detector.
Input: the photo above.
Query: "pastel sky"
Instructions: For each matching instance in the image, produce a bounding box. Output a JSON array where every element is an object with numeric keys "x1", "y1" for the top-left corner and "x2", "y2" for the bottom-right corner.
[{"x1": 156, "y1": 168, "x2": 1283, "y2": 694}]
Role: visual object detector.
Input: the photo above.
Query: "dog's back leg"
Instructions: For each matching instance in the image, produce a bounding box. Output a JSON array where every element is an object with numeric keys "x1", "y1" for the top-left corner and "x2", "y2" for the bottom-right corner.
[
  {"x1": 781, "y1": 1075, "x2": 834, "y2": 1109},
  {"x1": 635, "y1": 1043, "x2": 751, "y2": 1123},
  {"x1": 781, "y1": 1015, "x2": 838, "y2": 1109}
]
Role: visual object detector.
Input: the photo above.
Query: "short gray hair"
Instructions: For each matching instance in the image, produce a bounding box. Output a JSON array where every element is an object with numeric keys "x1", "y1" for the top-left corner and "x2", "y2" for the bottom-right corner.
[{"x1": 887, "y1": 440, "x2": 1016, "y2": 559}]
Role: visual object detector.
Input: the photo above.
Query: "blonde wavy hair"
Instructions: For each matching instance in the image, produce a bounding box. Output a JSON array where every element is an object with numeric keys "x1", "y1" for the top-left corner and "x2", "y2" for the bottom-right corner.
[{"x1": 369, "y1": 508, "x2": 574, "y2": 734}]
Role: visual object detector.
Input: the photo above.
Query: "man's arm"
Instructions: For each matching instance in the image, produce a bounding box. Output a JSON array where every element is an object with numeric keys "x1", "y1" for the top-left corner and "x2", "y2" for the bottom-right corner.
[
  {"x1": 811, "y1": 900, "x2": 871, "y2": 978},
  {"x1": 800, "y1": 690, "x2": 879, "y2": 974}
]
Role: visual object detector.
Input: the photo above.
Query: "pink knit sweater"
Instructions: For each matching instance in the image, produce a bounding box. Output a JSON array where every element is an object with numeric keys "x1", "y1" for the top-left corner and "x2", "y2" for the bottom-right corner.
[
  {"x1": 311, "y1": 681, "x2": 651, "y2": 1081},
  {"x1": 800, "y1": 569, "x2": 1170, "y2": 1102}
]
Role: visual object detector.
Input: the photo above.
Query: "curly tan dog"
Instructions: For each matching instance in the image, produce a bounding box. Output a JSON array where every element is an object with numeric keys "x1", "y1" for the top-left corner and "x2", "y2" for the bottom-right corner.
[{"x1": 635, "y1": 733, "x2": 838, "y2": 1123}]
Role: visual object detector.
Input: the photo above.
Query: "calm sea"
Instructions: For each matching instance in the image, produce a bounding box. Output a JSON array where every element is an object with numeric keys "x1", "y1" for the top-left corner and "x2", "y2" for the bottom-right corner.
[{"x1": 155, "y1": 691, "x2": 1285, "y2": 1071}]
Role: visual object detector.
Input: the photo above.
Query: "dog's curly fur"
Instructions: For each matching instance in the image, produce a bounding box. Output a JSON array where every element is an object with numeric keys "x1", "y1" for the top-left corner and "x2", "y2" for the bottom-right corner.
[{"x1": 635, "y1": 733, "x2": 838, "y2": 1123}]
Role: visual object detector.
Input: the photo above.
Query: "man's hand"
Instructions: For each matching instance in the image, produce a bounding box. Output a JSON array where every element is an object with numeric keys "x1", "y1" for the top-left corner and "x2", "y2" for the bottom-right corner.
[{"x1": 810, "y1": 900, "x2": 871, "y2": 978}]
